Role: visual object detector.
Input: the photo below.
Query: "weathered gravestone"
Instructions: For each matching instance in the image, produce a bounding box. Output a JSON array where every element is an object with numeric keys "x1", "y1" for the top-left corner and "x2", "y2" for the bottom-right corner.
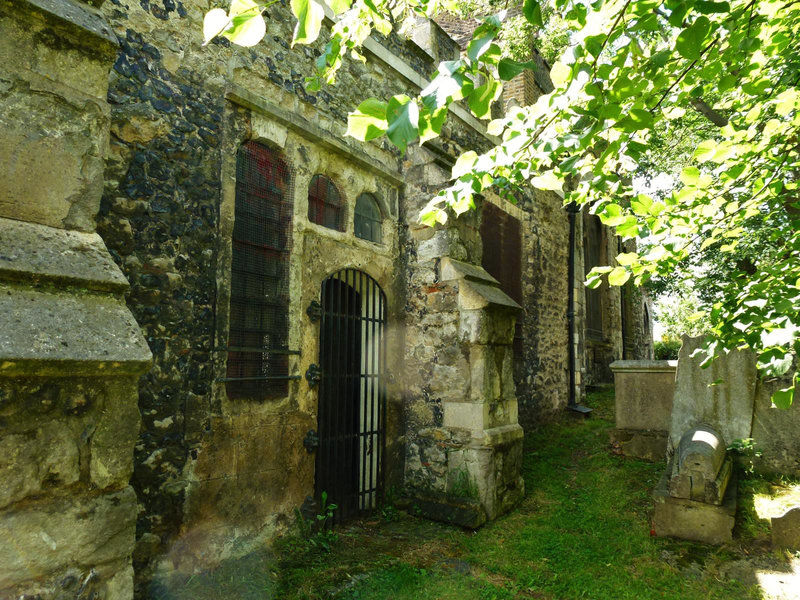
[
  {"x1": 772, "y1": 507, "x2": 800, "y2": 550},
  {"x1": 669, "y1": 336, "x2": 757, "y2": 458},
  {"x1": 653, "y1": 425, "x2": 736, "y2": 544}
]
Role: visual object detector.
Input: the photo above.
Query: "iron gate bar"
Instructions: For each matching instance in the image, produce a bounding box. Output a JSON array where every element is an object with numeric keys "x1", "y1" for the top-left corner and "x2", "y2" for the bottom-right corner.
[
  {"x1": 216, "y1": 347, "x2": 300, "y2": 354},
  {"x1": 216, "y1": 375, "x2": 302, "y2": 382}
]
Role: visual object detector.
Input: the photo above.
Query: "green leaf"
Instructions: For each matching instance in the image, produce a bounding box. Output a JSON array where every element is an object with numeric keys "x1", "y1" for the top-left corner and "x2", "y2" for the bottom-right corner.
[
  {"x1": 291, "y1": 0, "x2": 325, "y2": 46},
  {"x1": 608, "y1": 266, "x2": 631, "y2": 286},
  {"x1": 346, "y1": 98, "x2": 388, "y2": 141},
  {"x1": 530, "y1": 170, "x2": 563, "y2": 192},
  {"x1": 452, "y1": 151, "x2": 478, "y2": 180},
  {"x1": 693, "y1": 139, "x2": 717, "y2": 162},
  {"x1": 680, "y1": 166, "x2": 700, "y2": 185},
  {"x1": 466, "y1": 20, "x2": 501, "y2": 63},
  {"x1": 585, "y1": 34, "x2": 606, "y2": 58},
  {"x1": 550, "y1": 62, "x2": 571, "y2": 88},
  {"x1": 772, "y1": 385, "x2": 794, "y2": 409},
  {"x1": 616, "y1": 252, "x2": 638, "y2": 266},
  {"x1": 325, "y1": 0, "x2": 351, "y2": 15},
  {"x1": 695, "y1": 1, "x2": 730, "y2": 13},
  {"x1": 498, "y1": 58, "x2": 537, "y2": 82},
  {"x1": 421, "y1": 61, "x2": 472, "y2": 111},
  {"x1": 675, "y1": 16, "x2": 711, "y2": 60},
  {"x1": 523, "y1": 0, "x2": 543, "y2": 26},
  {"x1": 203, "y1": 8, "x2": 230, "y2": 45},
  {"x1": 386, "y1": 95, "x2": 419, "y2": 152},
  {"x1": 468, "y1": 78, "x2": 502, "y2": 119},
  {"x1": 419, "y1": 106, "x2": 448, "y2": 144}
]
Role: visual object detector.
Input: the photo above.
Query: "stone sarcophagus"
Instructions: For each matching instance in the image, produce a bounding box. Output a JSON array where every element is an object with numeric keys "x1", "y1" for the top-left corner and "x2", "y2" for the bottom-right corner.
[
  {"x1": 668, "y1": 425, "x2": 732, "y2": 505},
  {"x1": 653, "y1": 425, "x2": 736, "y2": 544}
]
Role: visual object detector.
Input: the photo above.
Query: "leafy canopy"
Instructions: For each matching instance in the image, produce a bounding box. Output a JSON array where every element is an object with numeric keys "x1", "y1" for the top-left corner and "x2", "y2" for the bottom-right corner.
[{"x1": 205, "y1": 0, "x2": 800, "y2": 408}]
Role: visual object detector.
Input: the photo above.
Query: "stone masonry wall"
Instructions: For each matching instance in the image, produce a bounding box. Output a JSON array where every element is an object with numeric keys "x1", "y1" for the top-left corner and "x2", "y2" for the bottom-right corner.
[
  {"x1": 94, "y1": 0, "x2": 497, "y2": 594},
  {"x1": 0, "y1": 0, "x2": 150, "y2": 598}
]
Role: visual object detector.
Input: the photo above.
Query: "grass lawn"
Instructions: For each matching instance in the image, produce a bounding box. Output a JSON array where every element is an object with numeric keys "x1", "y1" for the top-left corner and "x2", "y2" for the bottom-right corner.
[{"x1": 160, "y1": 388, "x2": 798, "y2": 599}]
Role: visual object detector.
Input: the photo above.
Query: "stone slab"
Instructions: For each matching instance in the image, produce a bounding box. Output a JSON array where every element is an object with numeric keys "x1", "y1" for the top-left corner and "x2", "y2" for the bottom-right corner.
[
  {"x1": 652, "y1": 471, "x2": 736, "y2": 544},
  {"x1": 459, "y1": 279, "x2": 521, "y2": 311},
  {"x1": 409, "y1": 494, "x2": 488, "y2": 529},
  {"x1": 0, "y1": 217, "x2": 129, "y2": 292},
  {"x1": 439, "y1": 257, "x2": 499, "y2": 285},
  {"x1": 772, "y1": 507, "x2": 800, "y2": 550},
  {"x1": 669, "y1": 336, "x2": 757, "y2": 453},
  {"x1": 0, "y1": 421, "x2": 80, "y2": 509},
  {"x1": 0, "y1": 487, "x2": 136, "y2": 591},
  {"x1": 0, "y1": 284, "x2": 151, "y2": 375},
  {"x1": 751, "y1": 373, "x2": 800, "y2": 478},
  {"x1": 609, "y1": 428, "x2": 668, "y2": 462},
  {"x1": 610, "y1": 360, "x2": 676, "y2": 431}
]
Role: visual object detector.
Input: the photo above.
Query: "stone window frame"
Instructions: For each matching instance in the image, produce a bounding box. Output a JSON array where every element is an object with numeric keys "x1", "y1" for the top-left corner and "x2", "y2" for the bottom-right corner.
[
  {"x1": 354, "y1": 192, "x2": 384, "y2": 244},
  {"x1": 583, "y1": 212, "x2": 608, "y2": 342},
  {"x1": 307, "y1": 173, "x2": 345, "y2": 232},
  {"x1": 225, "y1": 140, "x2": 295, "y2": 401}
]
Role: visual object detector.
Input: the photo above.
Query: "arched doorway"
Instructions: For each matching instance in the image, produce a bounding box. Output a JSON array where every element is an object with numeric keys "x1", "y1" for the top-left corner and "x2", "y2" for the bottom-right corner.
[{"x1": 315, "y1": 269, "x2": 387, "y2": 522}]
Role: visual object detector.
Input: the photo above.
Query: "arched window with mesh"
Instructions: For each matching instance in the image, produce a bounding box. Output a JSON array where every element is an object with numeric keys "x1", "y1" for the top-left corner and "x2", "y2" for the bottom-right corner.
[
  {"x1": 226, "y1": 141, "x2": 293, "y2": 400},
  {"x1": 308, "y1": 174, "x2": 344, "y2": 231},
  {"x1": 354, "y1": 193, "x2": 382, "y2": 243}
]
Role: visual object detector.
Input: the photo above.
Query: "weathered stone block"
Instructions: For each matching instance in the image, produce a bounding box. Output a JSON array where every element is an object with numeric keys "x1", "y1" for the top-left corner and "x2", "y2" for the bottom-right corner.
[
  {"x1": 90, "y1": 377, "x2": 141, "y2": 489},
  {"x1": 0, "y1": 487, "x2": 136, "y2": 591},
  {"x1": 751, "y1": 373, "x2": 800, "y2": 478},
  {"x1": 609, "y1": 428, "x2": 668, "y2": 462},
  {"x1": 610, "y1": 360, "x2": 675, "y2": 431},
  {"x1": 652, "y1": 472, "x2": 736, "y2": 544},
  {"x1": 0, "y1": 422, "x2": 79, "y2": 509},
  {"x1": 772, "y1": 507, "x2": 800, "y2": 550}
]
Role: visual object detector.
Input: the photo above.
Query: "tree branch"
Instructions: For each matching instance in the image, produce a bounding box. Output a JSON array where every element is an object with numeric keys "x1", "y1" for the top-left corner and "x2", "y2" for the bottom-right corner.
[{"x1": 689, "y1": 97, "x2": 728, "y2": 127}]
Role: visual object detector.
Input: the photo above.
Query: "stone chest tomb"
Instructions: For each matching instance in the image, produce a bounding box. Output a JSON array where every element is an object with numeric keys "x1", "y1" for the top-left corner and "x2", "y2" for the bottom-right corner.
[{"x1": 653, "y1": 425, "x2": 736, "y2": 544}]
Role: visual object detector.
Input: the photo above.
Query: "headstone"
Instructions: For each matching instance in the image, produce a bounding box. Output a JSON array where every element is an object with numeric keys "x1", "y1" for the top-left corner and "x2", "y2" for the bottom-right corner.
[
  {"x1": 772, "y1": 507, "x2": 800, "y2": 550},
  {"x1": 669, "y1": 336, "x2": 757, "y2": 456}
]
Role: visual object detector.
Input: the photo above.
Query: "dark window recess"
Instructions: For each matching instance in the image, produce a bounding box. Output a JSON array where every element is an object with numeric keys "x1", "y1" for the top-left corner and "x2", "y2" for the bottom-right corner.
[
  {"x1": 226, "y1": 141, "x2": 294, "y2": 399},
  {"x1": 308, "y1": 174, "x2": 344, "y2": 231},
  {"x1": 354, "y1": 193, "x2": 382, "y2": 243},
  {"x1": 480, "y1": 201, "x2": 523, "y2": 353},
  {"x1": 584, "y1": 214, "x2": 605, "y2": 342}
]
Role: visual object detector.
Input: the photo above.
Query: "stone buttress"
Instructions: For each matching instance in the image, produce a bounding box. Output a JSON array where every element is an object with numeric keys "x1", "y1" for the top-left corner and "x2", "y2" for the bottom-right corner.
[{"x1": 0, "y1": 1, "x2": 150, "y2": 598}]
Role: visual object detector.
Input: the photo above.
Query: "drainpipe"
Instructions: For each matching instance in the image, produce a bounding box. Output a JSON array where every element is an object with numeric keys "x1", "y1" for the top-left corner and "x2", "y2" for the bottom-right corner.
[{"x1": 566, "y1": 202, "x2": 592, "y2": 415}]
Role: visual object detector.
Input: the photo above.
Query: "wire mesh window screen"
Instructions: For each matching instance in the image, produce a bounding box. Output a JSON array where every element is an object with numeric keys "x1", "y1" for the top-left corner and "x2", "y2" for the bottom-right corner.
[
  {"x1": 226, "y1": 141, "x2": 294, "y2": 399},
  {"x1": 480, "y1": 201, "x2": 523, "y2": 352},
  {"x1": 308, "y1": 174, "x2": 344, "y2": 231},
  {"x1": 584, "y1": 214, "x2": 605, "y2": 341},
  {"x1": 354, "y1": 193, "x2": 382, "y2": 243}
]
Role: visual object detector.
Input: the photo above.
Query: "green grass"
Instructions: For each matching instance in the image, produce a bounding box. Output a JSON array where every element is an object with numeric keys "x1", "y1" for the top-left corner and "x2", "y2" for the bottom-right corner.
[{"x1": 160, "y1": 388, "x2": 795, "y2": 599}]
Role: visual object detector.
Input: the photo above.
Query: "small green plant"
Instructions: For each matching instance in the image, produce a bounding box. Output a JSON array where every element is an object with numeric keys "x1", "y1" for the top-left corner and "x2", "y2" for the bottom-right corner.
[
  {"x1": 449, "y1": 467, "x2": 479, "y2": 500},
  {"x1": 728, "y1": 438, "x2": 762, "y2": 475},
  {"x1": 654, "y1": 338, "x2": 682, "y2": 360},
  {"x1": 288, "y1": 491, "x2": 339, "y2": 554}
]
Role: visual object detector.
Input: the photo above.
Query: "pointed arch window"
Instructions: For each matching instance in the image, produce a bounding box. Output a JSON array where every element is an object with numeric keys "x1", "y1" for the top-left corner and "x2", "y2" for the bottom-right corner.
[
  {"x1": 354, "y1": 193, "x2": 382, "y2": 243},
  {"x1": 308, "y1": 174, "x2": 344, "y2": 231}
]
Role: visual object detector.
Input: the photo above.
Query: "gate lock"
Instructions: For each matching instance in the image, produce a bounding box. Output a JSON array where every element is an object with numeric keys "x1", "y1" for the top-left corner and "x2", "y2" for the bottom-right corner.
[
  {"x1": 303, "y1": 429, "x2": 319, "y2": 453},
  {"x1": 305, "y1": 363, "x2": 321, "y2": 387}
]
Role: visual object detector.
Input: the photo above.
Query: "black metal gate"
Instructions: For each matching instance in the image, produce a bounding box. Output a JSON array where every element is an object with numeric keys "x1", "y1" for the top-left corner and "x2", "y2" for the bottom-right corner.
[{"x1": 314, "y1": 269, "x2": 386, "y2": 522}]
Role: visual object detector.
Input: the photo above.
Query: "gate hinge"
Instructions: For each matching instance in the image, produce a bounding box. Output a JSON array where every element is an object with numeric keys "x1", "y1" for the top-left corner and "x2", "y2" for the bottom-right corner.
[
  {"x1": 305, "y1": 363, "x2": 321, "y2": 387},
  {"x1": 306, "y1": 300, "x2": 322, "y2": 322},
  {"x1": 303, "y1": 430, "x2": 319, "y2": 453}
]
